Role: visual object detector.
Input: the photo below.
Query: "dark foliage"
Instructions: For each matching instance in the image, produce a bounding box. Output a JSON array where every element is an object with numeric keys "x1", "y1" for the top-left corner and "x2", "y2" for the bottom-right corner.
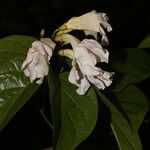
[{"x1": 0, "y1": 0, "x2": 150, "y2": 149}]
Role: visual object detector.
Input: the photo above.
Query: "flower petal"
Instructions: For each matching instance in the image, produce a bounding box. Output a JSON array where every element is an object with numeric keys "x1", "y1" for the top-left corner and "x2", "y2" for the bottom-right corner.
[
  {"x1": 66, "y1": 10, "x2": 102, "y2": 32},
  {"x1": 80, "y1": 39, "x2": 109, "y2": 63},
  {"x1": 74, "y1": 46, "x2": 97, "y2": 67},
  {"x1": 87, "y1": 76, "x2": 105, "y2": 90},
  {"x1": 68, "y1": 65, "x2": 81, "y2": 87},
  {"x1": 97, "y1": 71, "x2": 113, "y2": 87},
  {"x1": 63, "y1": 10, "x2": 112, "y2": 45},
  {"x1": 84, "y1": 30, "x2": 98, "y2": 39},
  {"x1": 23, "y1": 67, "x2": 30, "y2": 77},
  {"x1": 87, "y1": 70, "x2": 113, "y2": 90},
  {"x1": 41, "y1": 38, "x2": 56, "y2": 59},
  {"x1": 76, "y1": 77, "x2": 90, "y2": 95},
  {"x1": 55, "y1": 34, "x2": 80, "y2": 49},
  {"x1": 22, "y1": 38, "x2": 55, "y2": 84},
  {"x1": 41, "y1": 38, "x2": 56, "y2": 49}
]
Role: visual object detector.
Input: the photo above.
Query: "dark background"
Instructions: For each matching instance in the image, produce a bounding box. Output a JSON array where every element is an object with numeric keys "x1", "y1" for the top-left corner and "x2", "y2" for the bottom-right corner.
[{"x1": 0, "y1": 0, "x2": 150, "y2": 149}]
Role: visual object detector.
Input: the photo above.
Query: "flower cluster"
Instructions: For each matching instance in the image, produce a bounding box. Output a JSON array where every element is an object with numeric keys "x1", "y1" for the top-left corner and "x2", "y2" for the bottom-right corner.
[
  {"x1": 22, "y1": 10, "x2": 113, "y2": 95},
  {"x1": 22, "y1": 38, "x2": 55, "y2": 84}
]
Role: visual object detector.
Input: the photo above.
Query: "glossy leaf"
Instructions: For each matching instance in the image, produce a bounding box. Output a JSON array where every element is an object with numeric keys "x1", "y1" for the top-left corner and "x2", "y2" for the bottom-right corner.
[
  {"x1": 0, "y1": 35, "x2": 39, "y2": 129},
  {"x1": 138, "y1": 34, "x2": 150, "y2": 48},
  {"x1": 95, "y1": 85, "x2": 149, "y2": 150},
  {"x1": 55, "y1": 73, "x2": 98, "y2": 150},
  {"x1": 112, "y1": 48, "x2": 150, "y2": 91}
]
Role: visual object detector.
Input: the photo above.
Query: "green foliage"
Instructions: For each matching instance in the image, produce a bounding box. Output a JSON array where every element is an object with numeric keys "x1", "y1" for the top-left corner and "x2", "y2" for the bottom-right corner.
[
  {"x1": 99, "y1": 48, "x2": 150, "y2": 150},
  {"x1": 0, "y1": 35, "x2": 39, "y2": 129},
  {"x1": 111, "y1": 48, "x2": 150, "y2": 91},
  {"x1": 114, "y1": 86, "x2": 149, "y2": 132},
  {"x1": 0, "y1": 35, "x2": 149, "y2": 150},
  {"x1": 95, "y1": 47, "x2": 150, "y2": 150},
  {"x1": 113, "y1": 85, "x2": 148, "y2": 150},
  {"x1": 138, "y1": 34, "x2": 150, "y2": 48},
  {"x1": 96, "y1": 85, "x2": 148, "y2": 150},
  {"x1": 54, "y1": 73, "x2": 98, "y2": 150}
]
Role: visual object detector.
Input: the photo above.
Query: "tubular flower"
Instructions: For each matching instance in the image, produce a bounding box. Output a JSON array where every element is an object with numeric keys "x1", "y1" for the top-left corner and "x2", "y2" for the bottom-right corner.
[
  {"x1": 58, "y1": 10, "x2": 112, "y2": 45},
  {"x1": 60, "y1": 34, "x2": 113, "y2": 95},
  {"x1": 22, "y1": 38, "x2": 56, "y2": 84}
]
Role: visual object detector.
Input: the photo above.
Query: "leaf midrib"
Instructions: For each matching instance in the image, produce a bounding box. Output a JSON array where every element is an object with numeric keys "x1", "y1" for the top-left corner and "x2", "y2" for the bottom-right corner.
[{"x1": 111, "y1": 118, "x2": 135, "y2": 150}]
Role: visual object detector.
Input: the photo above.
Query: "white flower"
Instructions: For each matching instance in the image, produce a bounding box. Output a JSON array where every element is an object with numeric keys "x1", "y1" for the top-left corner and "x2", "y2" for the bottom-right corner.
[
  {"x1": 58, "y1": 34, "x2": 113, "y2": 95},
  {"x1": 21, "y1": 38, "x2": 56, "y2": 84},
  {"x1": 58, "y1": 10, "x2": 112, "y2": 45}
]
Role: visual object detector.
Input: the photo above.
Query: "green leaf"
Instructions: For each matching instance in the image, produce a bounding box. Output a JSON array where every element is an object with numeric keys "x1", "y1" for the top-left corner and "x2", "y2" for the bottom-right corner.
[
  {"x1": 48, "y1": 68, "x2": 61, "y2": 149},
  {"x1": 114, "y1": 85, "x2": 149, "y2": 132},
  {"x1": 138, "y1": 34, "x2": 150, "y2": 48},
  {"x1": 0, "y1": 35, "x2": 39, "y2": 130},
  {"x1": 95, "y1": 85, "x2": 149, "y2": 150},
  {"x1": 0, "y1": 35, "x2": 36, "y2": 53},
  {"x1": 112, "y1": 48, "x2": 150, "y2": 91},
  {"x1": 55, "y1": 73, "x2": 98, "y2": 150}
]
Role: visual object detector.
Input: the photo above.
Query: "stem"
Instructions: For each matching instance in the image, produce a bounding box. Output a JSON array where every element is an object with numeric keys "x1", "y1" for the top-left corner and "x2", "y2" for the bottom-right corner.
[
  {"x1": 52, "y1": 29, "x2": 59, "y2": 39},
  {"x1": 40, "y1": 109, "x2": 54, "y2": 130}
]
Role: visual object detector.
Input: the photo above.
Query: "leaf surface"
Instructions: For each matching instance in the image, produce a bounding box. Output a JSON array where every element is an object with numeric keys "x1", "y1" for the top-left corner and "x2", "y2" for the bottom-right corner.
[
  {"x1": 96, "y1": 85, "x2": 149, "y2": 150},
  {"x1": 55, "y1": 73, "x2": 98, "y2": 150},
  {"x1": 0, "y1": 35, "x2": 39, "y2": 129},
  {"x1": 138, "y1": 34, "x2": 150, "y2": 48},
  {"x1": 112, "y1": 48, "x2": 150, "y2": 91}
]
